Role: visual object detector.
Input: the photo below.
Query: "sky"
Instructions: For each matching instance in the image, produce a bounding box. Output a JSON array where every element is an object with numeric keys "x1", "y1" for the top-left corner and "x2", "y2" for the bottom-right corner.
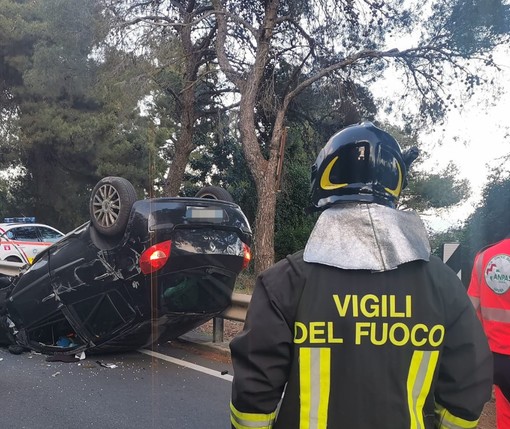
[
  {"x1": 420, "y1": 46, "x2": 510, "y2": 231},
  {"x1": 419, "y1": 81, "x2": 510, "y2": 231},
  {"x1": 373, "y1": 44, "x2": 510, "y2": 232}
]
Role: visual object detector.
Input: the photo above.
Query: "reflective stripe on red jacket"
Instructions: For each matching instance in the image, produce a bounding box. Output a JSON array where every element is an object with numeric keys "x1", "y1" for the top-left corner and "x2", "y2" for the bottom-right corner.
[{"x1": 468, "y1": 238, "x2": 510, "y2": 355}]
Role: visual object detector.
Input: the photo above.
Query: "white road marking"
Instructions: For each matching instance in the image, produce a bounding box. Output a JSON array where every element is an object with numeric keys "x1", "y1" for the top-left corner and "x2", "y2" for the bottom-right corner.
[{"x1": 138, "y1": 349, "x2": 233, "y2": 382}]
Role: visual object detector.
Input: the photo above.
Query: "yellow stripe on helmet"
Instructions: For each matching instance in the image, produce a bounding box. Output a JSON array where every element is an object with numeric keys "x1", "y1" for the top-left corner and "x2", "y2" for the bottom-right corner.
[{"x1": 320, "y1": 157, "x2": 348, "y2": 190}]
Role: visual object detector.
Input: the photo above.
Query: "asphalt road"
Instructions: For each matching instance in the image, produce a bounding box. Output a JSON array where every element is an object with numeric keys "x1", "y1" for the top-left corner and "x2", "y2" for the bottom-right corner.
[
  {"x1": 1, "y1": 341, "x2": 233, "y2": 429},
  {"x1": 3, "y1": 336, "x2": 495, "y2": 429}
]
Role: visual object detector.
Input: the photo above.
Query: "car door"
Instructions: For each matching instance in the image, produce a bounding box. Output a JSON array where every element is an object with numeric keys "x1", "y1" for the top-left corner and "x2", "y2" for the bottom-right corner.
[
  {"x1": 0, "y1": 232, "x2": 28, "y2": 263},
  {"x1": 6, "y1": 226, "x2": 41, "y2": 263}
]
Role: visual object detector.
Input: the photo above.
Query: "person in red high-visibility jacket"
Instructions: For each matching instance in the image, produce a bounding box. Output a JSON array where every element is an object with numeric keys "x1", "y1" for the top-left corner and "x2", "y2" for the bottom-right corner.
[{"x1": 468, "y1": 240, "x2": 510, "y2": 429}]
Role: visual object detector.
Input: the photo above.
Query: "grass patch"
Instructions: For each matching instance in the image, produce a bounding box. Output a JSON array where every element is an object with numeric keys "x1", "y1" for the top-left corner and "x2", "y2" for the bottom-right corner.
[{"x1": 234, "y1": 271, "x2": 256, "y2": 294}]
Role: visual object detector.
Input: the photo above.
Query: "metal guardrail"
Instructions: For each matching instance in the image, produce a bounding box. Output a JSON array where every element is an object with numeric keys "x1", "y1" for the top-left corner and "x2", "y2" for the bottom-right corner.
[
  {"x1": 213, "y1": 292, "x2": 251, "y2": 343},
  {"x1": 222, "y1": 292, "x2": 251, "y2": 321},
  {"x1": 0, "y1": 260, "x2": 25, "y2": 276}
]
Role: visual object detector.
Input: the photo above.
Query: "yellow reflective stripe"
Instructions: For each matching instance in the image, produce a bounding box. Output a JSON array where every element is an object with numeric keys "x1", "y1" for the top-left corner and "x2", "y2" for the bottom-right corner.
[
  {"x1": 415, "y1": 351, "x2": 439, "y2": 427},
  {"x1": 320, "y1": 157, "x2": 348, "y2": 190},
  {"x1": 435, "y1": 403, "x2": 479, "y2": 429},
  {"x1": 299, "y1": 348, "x2": 312, "y2": 429},
  {"x1": 407, "y1": 351, "x2": 422, "y2": 429},
  {"x1": 407, "y1": 350, "x2": 439, "y2": 429},
  {"x1": 317, "y1": 348, "x2": 331, "y2": 429},
  {"x1": 230, "y1": 402, "x2": 276, "y2": 429},
  {"x1": 299, "y1": 348, "x2": 331, "y2": 429},
  {"x1": 384, "y1": 160, "x2": 403, "y2": 197}
]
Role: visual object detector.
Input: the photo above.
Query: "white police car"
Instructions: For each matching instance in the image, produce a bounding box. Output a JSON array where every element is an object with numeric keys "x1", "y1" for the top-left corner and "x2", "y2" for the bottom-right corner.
[{"x1": 0, "y1": 217, "x2": 64, "y2": 263}]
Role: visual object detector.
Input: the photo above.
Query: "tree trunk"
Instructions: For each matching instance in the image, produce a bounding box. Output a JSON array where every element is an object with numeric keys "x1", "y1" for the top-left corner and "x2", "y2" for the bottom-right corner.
[
  {"x1": 238, "y1": 96, "x2": 282, "y2": 274},
  {"x1": 214, "y1": 0, "x2": 283, "y2": 274},
  {"x1": 163, "y1": 6, "x2": 200, "y2": 197},
  {"x1": 164, "y1": 82, "x2": 195, "y2": 197},
  {"x1": 164, "y1": 126, "x2": 194, "y2": 196},
  {"x1": 163, "y1": 30, "x2": 197, "y2": 196},
  {"x1": 253, "y1": 178, "x2": 278, "y2": 274}
]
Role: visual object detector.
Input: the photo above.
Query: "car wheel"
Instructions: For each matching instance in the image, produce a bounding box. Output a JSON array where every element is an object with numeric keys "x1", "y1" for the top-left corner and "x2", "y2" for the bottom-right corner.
[
  {"x1": 5, "y1": 256, "x2": 23, "y2": 263},
  {"x1": 90, "y1": 177, "x2": 137, "y2": 237},
  {"x1": 195, "y1": 186, "x2": 234, "y2": 202}
]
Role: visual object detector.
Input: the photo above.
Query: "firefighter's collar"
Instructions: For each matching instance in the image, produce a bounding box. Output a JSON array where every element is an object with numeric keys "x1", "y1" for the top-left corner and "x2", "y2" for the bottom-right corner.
[{"x1": 303, "y1": 203, "x2": 431, "y2": 271}]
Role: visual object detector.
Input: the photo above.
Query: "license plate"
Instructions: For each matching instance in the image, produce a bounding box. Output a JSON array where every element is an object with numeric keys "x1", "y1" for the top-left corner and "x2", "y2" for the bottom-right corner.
[{"x1": 185, "y1": 207, "x2": 225, "y2": 222}]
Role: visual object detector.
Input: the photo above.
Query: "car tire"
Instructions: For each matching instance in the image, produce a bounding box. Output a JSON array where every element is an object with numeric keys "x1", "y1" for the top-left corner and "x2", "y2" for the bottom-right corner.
[
  {"x1": 5, "y1": 256, "x2": 23, "y2": 263},
  {"x1": 195, "y1": 186, "x2": 234, "y2": 202},
  {"x1": 89, "y1": 177, "x2": 137, "y2": 237}
]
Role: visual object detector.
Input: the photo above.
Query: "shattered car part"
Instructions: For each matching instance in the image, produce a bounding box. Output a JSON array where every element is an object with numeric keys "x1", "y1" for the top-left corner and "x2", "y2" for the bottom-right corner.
[{"x1": 0, "y1": 177, "x2": 251, "y2": 355}]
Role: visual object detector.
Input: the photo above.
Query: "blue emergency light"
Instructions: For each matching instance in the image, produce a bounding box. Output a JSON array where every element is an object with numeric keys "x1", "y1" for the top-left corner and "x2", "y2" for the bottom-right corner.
[{"x1": 3, "y1": 217, "x2": 36, "y2": 223}]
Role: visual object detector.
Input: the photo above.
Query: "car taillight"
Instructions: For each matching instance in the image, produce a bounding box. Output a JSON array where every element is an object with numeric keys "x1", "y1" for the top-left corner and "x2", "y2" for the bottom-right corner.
[
  {"x1": 140, "y1": 240, "x2": 172, "y2": 275},
  {"x1": 242, "y1": 243, "x2": 251, "y2": 270}
]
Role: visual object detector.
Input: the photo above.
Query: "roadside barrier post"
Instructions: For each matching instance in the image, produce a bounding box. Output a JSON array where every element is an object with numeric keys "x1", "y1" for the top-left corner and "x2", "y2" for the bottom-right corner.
[{"x1": 213, "y1": 317, "x2": 224, "y2": 343}]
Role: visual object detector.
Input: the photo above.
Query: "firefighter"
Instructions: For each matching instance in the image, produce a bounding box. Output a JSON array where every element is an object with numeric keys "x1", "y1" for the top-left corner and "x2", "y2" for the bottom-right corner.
[
  {"x1": 230, "y1": 122, "x2": 493, "y2": 429},
  {"x1": 468, "y1": 241, "x2": 510, "y2": 428}
]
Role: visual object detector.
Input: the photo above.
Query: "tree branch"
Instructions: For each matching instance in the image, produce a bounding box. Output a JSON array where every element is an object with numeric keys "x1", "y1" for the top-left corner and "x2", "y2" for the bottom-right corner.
[
  {"x1": 212, "y1": 0, "x2": 244, "y2": 87},
  {"x1": 282, "y1": 46, "x2": 465, "y2": 106}
]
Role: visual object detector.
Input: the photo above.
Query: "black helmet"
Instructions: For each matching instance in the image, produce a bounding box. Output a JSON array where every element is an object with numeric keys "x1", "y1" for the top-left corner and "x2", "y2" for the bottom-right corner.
[{"x1": 310, "y1": 122, "x2": 418, "y2": 210}]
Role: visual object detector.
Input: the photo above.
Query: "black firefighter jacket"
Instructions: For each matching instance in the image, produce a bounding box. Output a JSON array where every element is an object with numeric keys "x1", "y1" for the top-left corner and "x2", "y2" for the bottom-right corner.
[{"x1": 230, "y1": 251, "x2": 493, "y2": 429}]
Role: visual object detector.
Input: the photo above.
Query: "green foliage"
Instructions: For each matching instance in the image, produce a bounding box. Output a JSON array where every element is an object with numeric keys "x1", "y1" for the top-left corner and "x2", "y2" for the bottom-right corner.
[
  {"x1": 184, "y1": 114, "x2": 258, "y2": 224},
  {"x1": 275, "y1": 162, "x2": 318, "y2": 261},
  {"x1": 406, "y1": 163, "x2": 470, "y2": 211},
  {"x1": 438, "y1": 168, "x2": 510, "y2": 285},
  {"x1": 1, "y1": 0, "x2": 509, "y2": 260},
  {"x1": 0, "y1": 0, "x2": 163, "y2": 231},
  {"x1": 374, "y1": 124, "x2": 471, "y2": 211},
  {"x1": 184, "y1": 78, "x2": 380, "y2": 260},
  {"x1": 429, "y1": 227, "x2": 466, "y2": 257},
  {"x1": 0, "y1": 0, "x2": 44, "y2": 110},
  {"x1": 287, "y1": 79, "x2": 378, "y2": 150},
  {"x1": 0, "y1": 178, "x2": 15, "y2": 219},
  {"x1": 445, "y1": 0, "x2": 510, "y2": 55},
  {"x1": 465, "y1": 173, "x2": 510, "y2": 256},
  {"x1": 0, "y1": 0, "x2": 105, "y2": 230}
]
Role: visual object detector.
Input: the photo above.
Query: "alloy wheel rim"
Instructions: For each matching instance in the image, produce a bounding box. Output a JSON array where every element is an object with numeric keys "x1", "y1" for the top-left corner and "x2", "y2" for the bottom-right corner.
[{"x1": 92, "y1": 184, "x2": 121, "y2": 228}]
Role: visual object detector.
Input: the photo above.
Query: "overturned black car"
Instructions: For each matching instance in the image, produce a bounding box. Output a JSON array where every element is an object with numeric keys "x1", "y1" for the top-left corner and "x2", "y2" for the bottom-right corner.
[{"x1": 0, "y1": 177, "x2": 251, "y2": 355}]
